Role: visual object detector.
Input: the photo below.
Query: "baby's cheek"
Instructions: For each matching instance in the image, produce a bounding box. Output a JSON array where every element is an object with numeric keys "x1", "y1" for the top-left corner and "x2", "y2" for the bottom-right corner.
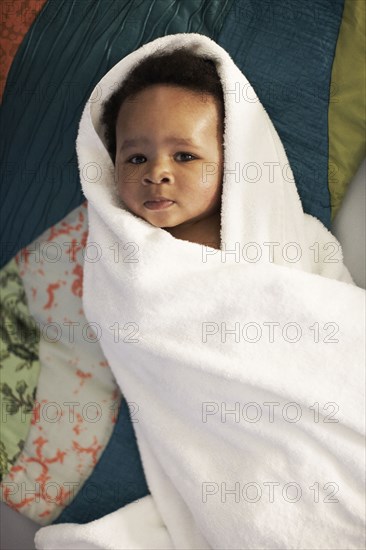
[
  {"x1": 197, "y1": 160, "x2": 221, "y2": 186},
  {"x1": 115, "y1": 167, "x2": 138, "y2": 198},
  {"x1": 118, "y1": 186, "x2": 134, "y2": 209},
  {"x1": 114, "y1": 162, "x2": 139, "y2": 187}
]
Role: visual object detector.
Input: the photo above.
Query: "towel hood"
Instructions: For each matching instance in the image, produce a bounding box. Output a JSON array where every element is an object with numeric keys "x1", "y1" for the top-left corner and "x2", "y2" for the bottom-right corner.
[{"x1": 76, "y1": 32, "x2": 313, "y2": 271}]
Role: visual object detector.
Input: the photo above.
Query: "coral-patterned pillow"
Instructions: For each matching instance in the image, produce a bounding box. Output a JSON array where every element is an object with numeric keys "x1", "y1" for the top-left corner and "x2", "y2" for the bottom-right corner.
[{"x1": 1, "y1": 202, "x2": 122, "y2": 525}]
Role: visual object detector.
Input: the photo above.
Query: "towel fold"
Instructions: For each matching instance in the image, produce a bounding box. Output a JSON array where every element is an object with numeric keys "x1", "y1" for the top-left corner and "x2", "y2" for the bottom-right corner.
[{"x1": 35, "y1": 495, "x2": 173, "y2": 549}]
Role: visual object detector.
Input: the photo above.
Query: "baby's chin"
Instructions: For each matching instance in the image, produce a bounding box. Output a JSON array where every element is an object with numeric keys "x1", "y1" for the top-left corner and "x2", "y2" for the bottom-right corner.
[{"x1": 143, "y1": 217, "x2": 178, "y2": 229}]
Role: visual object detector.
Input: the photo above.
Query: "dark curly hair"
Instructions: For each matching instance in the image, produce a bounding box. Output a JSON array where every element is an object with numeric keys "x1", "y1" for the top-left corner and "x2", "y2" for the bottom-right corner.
[{"x1": 100, "y1": 48, "x2": 225, "y2": 164}]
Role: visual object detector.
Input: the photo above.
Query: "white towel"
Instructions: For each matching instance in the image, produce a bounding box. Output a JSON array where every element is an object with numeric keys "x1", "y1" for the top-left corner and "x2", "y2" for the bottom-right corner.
[
  {"x1": 35, "y1": 33, "x2": 365, "y2": 550},
  {"x1": 34, "y1": 494, "x2": 173, "y2": 549}
]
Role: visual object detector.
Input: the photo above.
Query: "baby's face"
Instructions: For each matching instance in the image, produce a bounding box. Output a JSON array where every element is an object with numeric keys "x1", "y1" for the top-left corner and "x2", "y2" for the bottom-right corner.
[{"x1": 114, "y1": 84, "x2": 224, "y2": 233}]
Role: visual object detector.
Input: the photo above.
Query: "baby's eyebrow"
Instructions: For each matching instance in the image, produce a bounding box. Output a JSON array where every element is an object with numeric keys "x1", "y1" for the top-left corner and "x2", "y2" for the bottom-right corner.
[{"x1": 120, "y1": 137, "x2": 196, "y2": 151}]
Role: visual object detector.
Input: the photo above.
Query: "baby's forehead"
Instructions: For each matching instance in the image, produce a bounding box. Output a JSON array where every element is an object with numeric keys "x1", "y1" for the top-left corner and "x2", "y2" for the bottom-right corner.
[
  {"x1": 120, "y1": 83, "x2": 218, "y2": 109},
  {"x1": 117, "y1": 93, "x2": 222, "y2": 130}
]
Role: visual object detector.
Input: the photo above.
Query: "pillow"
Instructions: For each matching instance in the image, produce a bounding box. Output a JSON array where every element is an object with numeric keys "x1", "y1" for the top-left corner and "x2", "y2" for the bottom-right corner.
[
  {"x1": 328, "y1": 0, "x2": 366, "y2": 221},
  {"x1": 0, "y1": 257, "x2": 41, "y2": 479},
  {"x1": 0, "y1": 0, "x2": 46, "y2": 99},
  {"x1": 0, "y1": 203, "x2": 122, "y2": 525}
]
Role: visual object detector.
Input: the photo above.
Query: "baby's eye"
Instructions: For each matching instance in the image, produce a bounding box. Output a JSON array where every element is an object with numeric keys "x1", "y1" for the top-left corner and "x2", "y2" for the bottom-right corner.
[
  {"x1": 175, "y1": 152, "x2": 196, "y2": 162},
  {"x1": 127, "y1": 155, "x2": 146, "y2": 164}
]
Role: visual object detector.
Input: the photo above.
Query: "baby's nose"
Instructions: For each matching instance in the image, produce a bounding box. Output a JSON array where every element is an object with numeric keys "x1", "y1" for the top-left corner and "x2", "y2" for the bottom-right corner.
[{"x1": 142, "y1": 164, "x2": 173, "y2": 185}]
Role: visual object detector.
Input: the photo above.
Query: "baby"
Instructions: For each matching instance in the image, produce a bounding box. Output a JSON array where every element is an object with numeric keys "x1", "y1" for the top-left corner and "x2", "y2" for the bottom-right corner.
[{"x1": 100, "y1": 50, "x2": 225, "y2": 250}]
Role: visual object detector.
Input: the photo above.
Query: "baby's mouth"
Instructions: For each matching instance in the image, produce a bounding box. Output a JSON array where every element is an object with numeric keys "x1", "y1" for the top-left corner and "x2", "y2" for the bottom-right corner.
[{"x1": 144, "y1": 199, "x2": 175, "y2": 211}]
